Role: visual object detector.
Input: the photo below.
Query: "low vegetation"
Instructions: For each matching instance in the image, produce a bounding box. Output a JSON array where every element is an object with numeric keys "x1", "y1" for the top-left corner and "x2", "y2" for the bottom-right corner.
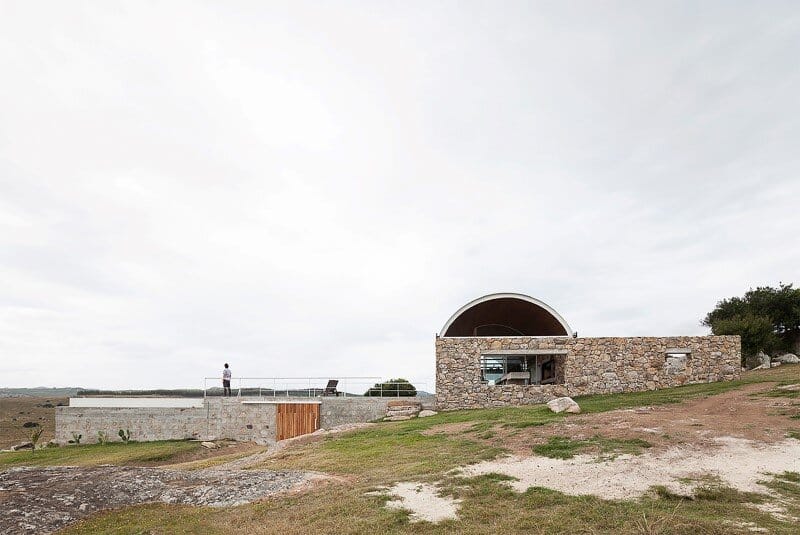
[
  {"x1": 532, "y1": 435, "x2": 652, "y2": 460},
  {"x1": 0, "y1": 440, "x2": 202, "y2": 468},
  {"x1": 5, "y1": 365, "x2": 800, "y2": 534}
]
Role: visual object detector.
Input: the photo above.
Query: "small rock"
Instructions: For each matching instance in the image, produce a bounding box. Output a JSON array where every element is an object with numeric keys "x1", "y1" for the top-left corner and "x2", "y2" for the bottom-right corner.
[
  {"x1": 546, "y1": 397, "x2": 581, "y2": 414},
  {"x1": 418, "y1": 410, "x2": 438, "y2": 418},
  {"x1": 771, "y1": 362, "x2": 782, "y2": 368},
  {"x1": 201, "y1": 441, "x2": 218, "y2": 449},
  {"x1": 78, "y1": 503, "x2": 88, "y2": 512},
  {"x1": 384, "y1": 415, "x2": 413, "y2": 421},
  {"x1": 11, "y1": 442, "x2": 34, "y2": 451}
]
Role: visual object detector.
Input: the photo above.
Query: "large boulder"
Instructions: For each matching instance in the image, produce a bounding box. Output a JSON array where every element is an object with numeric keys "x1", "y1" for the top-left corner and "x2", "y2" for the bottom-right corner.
[
  {"x1": 418, "y1": 410, "x2": 438, "y2": 418},
  {"x1": 546, "y1": 397, "x2": 581, "y2": 414},
  {"x1": 774, "y1": 353, "x2": 800, "y2": 364},
  {"x1": 751, "y1": 351, "x2": 772, "y2": 370},
  {"x1": 385, "y1": 400, "x2": 421, "y2": 419}
]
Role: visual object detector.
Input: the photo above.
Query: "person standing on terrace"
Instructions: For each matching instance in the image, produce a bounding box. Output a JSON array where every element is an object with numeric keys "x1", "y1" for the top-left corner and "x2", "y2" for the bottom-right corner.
[{"x1": 222, "y1": 363, "x2": 232, "y2": 397}]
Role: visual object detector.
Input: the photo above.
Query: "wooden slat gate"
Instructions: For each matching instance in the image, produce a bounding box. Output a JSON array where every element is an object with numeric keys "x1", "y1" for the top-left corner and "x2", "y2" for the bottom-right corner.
[{"x1": 276, "y1": 403, "x2": 320, "y2": 440}]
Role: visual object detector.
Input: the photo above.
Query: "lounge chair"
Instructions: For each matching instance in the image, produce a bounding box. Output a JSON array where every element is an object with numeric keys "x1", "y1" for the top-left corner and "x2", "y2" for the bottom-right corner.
[{"x1": 322, "y1": 379, "x2": 340, "y2": 397}]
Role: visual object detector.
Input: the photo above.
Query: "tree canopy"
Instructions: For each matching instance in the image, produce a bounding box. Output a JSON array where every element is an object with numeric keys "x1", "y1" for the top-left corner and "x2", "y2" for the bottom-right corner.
[
  {"x1": 364, "y1": 378, "x2": 417, "y2": 397},
  {"x1": 703, "y1": 283, "x2": 800, "y2": 358}
]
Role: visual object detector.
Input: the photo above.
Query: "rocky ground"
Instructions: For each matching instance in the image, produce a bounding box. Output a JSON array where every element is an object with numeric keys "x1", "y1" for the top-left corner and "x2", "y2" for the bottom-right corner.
[{"x1": 0, "y1": 465, "x2": 312, "y2": 534}]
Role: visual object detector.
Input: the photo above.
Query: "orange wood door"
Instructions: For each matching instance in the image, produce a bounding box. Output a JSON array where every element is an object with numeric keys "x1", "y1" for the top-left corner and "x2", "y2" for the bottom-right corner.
[{"x1": 276, "y1": 403, "x2": 320, "y2": 440}]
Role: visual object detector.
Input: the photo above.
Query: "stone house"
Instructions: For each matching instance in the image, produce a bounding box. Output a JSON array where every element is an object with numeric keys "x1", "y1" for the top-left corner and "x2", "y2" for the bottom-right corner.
[{"x1": 435, "y1": 293, "x2": 741, "y2": 410}]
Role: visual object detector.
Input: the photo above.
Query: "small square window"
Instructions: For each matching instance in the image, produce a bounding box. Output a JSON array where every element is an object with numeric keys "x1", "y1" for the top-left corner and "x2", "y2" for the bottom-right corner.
[{"x1": 665, "y1": 349, "x2": 690, "y2": 373}]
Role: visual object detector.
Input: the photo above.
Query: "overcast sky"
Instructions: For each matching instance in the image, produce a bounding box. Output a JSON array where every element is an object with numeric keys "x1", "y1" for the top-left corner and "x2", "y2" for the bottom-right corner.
[{"x1": 1, "y1": 1, "x2": 799, "y2": 390}]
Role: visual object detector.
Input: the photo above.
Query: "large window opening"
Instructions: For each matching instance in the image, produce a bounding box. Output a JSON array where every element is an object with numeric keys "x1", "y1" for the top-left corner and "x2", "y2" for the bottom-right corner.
[{"x1": 480, "y1": 354, "x2": 564, "y2": 385}]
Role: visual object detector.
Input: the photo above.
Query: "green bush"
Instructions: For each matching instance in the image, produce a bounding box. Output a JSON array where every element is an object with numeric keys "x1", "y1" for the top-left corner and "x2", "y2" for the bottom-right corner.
[{"x1": 364, "y1": 378, "x2": 417, "y2": 397}]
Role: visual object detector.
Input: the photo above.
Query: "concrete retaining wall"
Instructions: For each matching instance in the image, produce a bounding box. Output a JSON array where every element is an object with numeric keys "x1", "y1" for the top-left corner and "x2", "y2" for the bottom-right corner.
[
  {"x1": 436, "y1": 335, "x2": 741, "y2": 410},
  {"x1": 55, "y1": 398, "x2": 277, "y2": 444},
  {"x1": 55, "y1": 396, "x2": 432, "y2": 445},
  {"x1": 319, "y1": 396, "x2": 433, "y2": 428}
]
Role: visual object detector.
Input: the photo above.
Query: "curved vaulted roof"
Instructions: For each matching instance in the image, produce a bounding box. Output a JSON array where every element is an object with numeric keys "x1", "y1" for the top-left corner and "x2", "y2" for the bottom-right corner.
[{"x1": 439, "y1": 293, "x2": 573, "y2": 338}]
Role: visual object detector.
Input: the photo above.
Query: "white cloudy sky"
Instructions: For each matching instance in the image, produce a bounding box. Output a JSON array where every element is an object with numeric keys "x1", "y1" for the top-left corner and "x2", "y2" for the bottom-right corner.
[{"x1": 1, "y1": 1, "x2": 799, "y2": 390}]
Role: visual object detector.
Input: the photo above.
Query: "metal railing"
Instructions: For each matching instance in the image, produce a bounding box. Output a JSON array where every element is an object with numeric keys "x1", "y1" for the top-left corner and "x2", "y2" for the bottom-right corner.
[{"x1": 202, "y1": 377, "x2": 427, "y2": 399}]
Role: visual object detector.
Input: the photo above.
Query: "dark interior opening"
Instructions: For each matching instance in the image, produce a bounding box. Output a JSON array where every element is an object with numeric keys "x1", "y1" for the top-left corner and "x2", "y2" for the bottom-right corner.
[{"x1": 444, "y1": 297, "x2": 568, "y2": 337}]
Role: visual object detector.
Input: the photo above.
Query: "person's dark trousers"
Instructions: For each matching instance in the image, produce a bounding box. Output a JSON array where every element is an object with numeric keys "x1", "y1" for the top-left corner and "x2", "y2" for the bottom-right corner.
[{"x1": 223, "y1": 380, "x2": 231, "y2": 397}]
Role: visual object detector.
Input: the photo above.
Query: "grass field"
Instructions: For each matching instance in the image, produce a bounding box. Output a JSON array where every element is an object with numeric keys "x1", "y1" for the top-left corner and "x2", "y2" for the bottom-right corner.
[{"x1": 5, "y1": 366, "x2": 800, "y2": 534}]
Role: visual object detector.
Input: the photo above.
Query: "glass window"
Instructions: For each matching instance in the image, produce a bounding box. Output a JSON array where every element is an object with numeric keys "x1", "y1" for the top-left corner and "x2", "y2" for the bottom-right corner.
[
  {"x1": 481, "y1": 354, "x2": 563, "y2": 385},
  {"x1": 480, "y1": 355, "x2": 505, "y2": 384}
]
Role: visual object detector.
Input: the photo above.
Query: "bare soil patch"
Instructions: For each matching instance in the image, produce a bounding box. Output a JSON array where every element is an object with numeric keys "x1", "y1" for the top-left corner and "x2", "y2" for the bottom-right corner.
[
  {"x1": 370, "y1": 482, "x2": 460, "y2": 523},
  {"x1": 0, "y1": 397, "x2": 67, "y2": 449}
]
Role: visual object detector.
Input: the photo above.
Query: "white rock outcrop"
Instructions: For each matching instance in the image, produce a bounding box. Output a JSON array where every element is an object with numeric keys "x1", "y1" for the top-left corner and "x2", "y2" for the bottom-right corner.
[
  {"x1": 774, "y1": 353, "x2": 800, "y2": 364},
  {"x1": 546, "y1": 397, "x2": 581, "y2": 414}
]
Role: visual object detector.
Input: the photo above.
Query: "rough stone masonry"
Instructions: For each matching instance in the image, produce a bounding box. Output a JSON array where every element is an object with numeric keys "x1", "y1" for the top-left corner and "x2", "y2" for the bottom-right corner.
[{"x1": 435, "y1": 335, "x2": 740, "y2": 410}]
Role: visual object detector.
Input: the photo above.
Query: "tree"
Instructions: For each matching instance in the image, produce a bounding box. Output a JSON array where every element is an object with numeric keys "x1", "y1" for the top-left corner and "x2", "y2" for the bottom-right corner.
[
  {"x1": 364, "y1": 378, "x2": 417, "y2": 397},
  {"x1": 703, "y1": 283, "x2": 800, "y2": 361}
]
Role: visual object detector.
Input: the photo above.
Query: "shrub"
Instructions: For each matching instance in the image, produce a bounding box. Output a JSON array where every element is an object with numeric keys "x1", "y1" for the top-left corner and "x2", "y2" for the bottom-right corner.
[
  {"x1": 97, "y1": 431, "x2": 109, "y2": 445},
  {"x1": 69, "y1": 432, "x2": 82, "y2": 445},
  {"x1": 118, "y1": 429, "x2": 132, "y2": 444},
  {"x1": 29, "y1": 427, "x2": 43, "y2": 452}
]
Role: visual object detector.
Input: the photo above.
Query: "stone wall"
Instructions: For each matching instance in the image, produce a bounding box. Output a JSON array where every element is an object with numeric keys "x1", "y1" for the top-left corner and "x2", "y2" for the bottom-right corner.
[
  {"x1": 435, "y1": 335, "x2": 741, "y2": 410},
  {"x1": 55, "y1": 398, "x2": 278, "y2": 445},
  {"x1": 55, "y1": 396, "x2": 433, "y2": 444}
]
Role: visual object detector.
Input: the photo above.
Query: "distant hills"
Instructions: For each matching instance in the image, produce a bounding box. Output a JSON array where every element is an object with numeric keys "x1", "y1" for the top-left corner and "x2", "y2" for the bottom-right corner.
[
  {"x1": 1, "y1": 387, "x2": 435, "y2": 398},
  {"x1": 0, "y1": 387, "x2": 81, "y2": 398}
]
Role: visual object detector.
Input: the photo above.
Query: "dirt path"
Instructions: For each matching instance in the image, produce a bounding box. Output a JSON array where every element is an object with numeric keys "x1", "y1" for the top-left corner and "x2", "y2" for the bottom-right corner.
[
  {"x1": 537, "y1": 382, "x2": 798, "y2": 450},
  {"x1": 424, "y1": 382, "x2": 800, "y2": 455},
  {"x1": 0, "y1": 465, "x2": 315, "y2": 534}
]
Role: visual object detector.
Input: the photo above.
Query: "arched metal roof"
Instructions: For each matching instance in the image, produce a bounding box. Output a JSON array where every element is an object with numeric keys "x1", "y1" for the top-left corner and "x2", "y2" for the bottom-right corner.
[{"x1": 439, "y1": 292, "x2": 573, "y2": 338}]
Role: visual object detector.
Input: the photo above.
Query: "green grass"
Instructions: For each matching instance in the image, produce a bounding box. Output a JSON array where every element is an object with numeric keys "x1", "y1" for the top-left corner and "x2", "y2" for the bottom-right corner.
[
  {"x1": 779, "y1": 471, "x2": 800, "y2": 483},
  {"x1": 532, "y1": 435, "x2": 652, "y2": 460},
  {"x1": 759, "y1": 388, "x2": 800, "y2": 399},
  {"x1": 259, "y1": 425, "x2": 502, "y2": 483},
  {"x1": 0, "y1": 440, "x2": 201, "y2": 468}
]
